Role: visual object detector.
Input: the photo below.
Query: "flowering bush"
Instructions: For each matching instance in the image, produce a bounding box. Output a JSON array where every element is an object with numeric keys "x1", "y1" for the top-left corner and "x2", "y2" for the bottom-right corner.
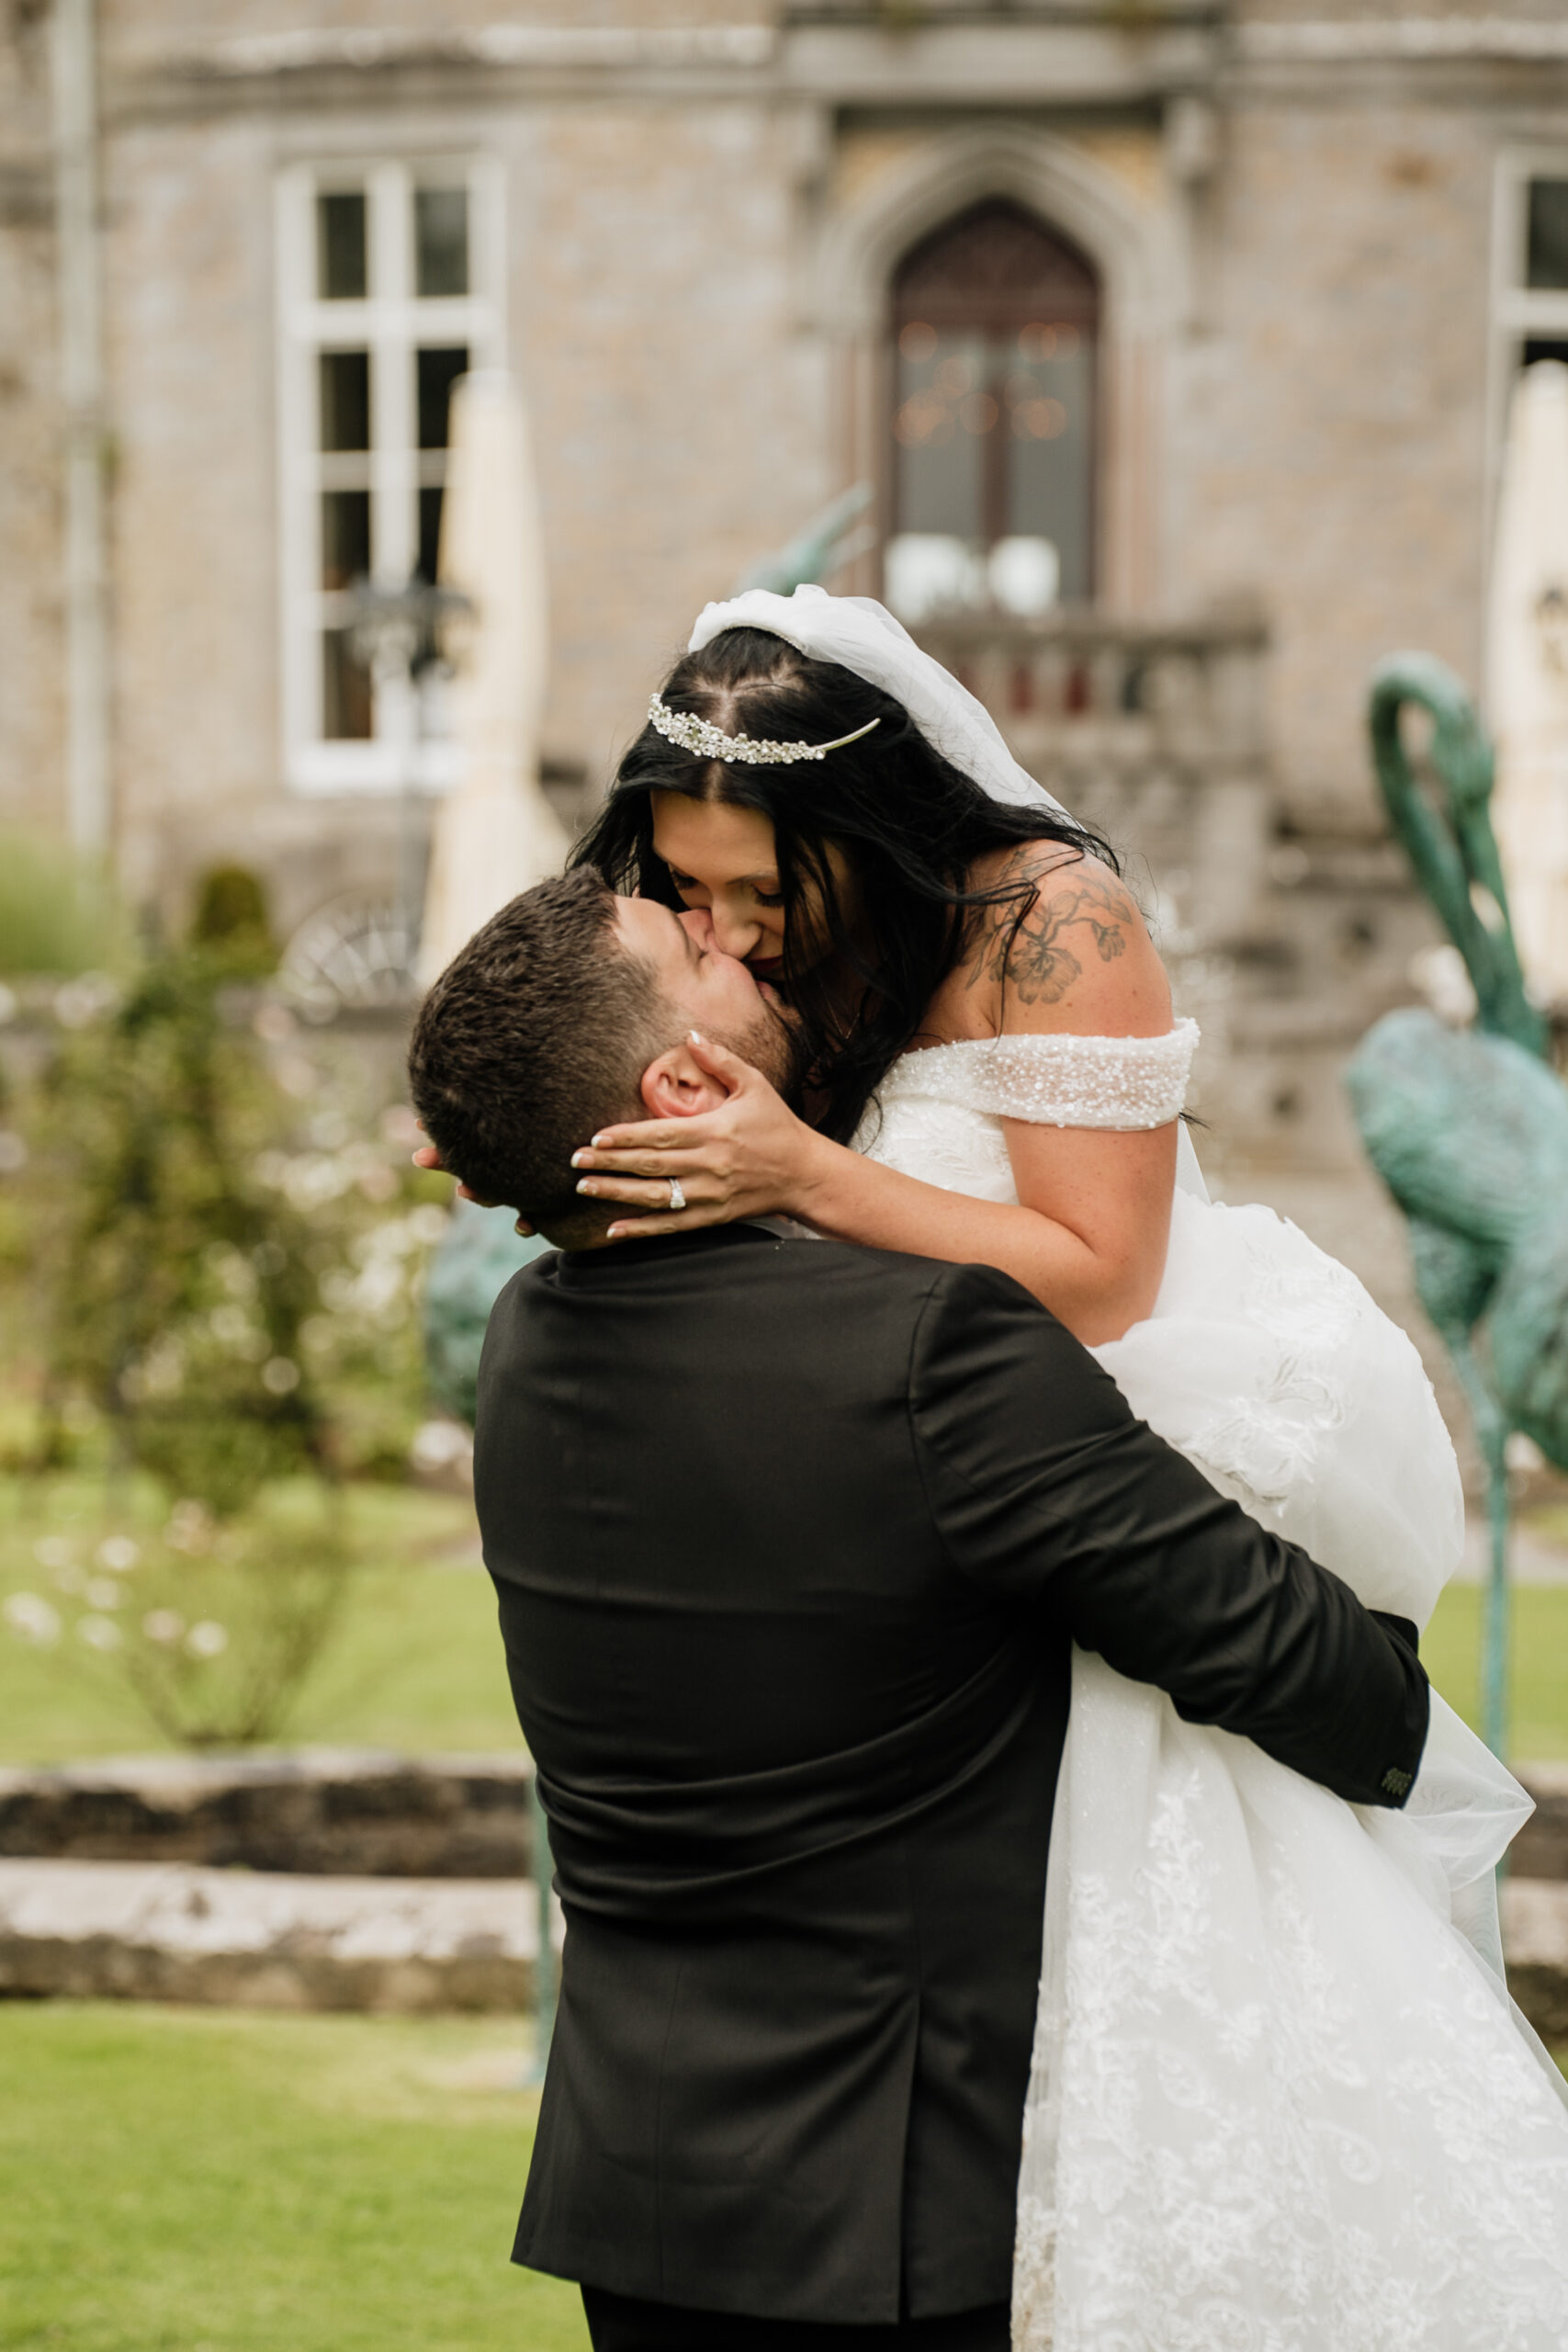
[
  {"x1": 0, "y1": 871, "x2": 459, "y2": 1747},
  {"x1": 26, "y1": 947, "x2": 332, "y2": 1512},
  {"x1": 3, "y1": 1497, "x2": 349, "y2": 1748},
  {"x1": 19, "y1": 939, "x2": 445, "y2": 1508}
]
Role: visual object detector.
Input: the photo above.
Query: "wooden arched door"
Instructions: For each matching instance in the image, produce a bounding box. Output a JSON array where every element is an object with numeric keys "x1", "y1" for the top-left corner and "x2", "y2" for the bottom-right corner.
[{"x1": 887, "y1": 198, "x2": 1100, "y2": 621}]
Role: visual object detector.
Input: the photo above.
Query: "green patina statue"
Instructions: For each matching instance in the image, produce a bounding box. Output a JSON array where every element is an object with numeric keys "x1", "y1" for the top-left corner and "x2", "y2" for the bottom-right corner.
[
  {"x1": 422, "y1": 1197, "x2": 549, "y2": 1427},
  {"x1": 733, "y1": 482, "x2": 874, "y2": 597},
  {"x1": 1345, "y1": 652, "x2": 1568, "y2": 1758}
]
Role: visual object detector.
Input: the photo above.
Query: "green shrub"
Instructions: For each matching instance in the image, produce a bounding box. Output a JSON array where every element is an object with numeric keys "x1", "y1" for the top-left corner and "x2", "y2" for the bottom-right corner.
[
  {"x1": 0, "y1": 868, "x2": 456, "y2": 1744},
  {"x1": 8, "y1": 1494, "x2": 352, "y2": 1748},
  {"x1": 190, "y1": 863, "x2": 278, "y2": 978},
  {"x1": 0, "y1": 831, "x2": 133, "y2": 976},
  {"x1": 29, "y1": 948, "x2": 334, "y2": 1514}
]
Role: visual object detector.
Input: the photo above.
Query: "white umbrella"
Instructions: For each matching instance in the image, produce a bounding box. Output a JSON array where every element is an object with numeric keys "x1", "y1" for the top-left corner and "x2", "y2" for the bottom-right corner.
[
  {"x1": 1487, "y1": 358, "x2": 1568, "y2": 1007},
  {"x1": 417, "y1": 370, "x2": 572, "y2": 988}
]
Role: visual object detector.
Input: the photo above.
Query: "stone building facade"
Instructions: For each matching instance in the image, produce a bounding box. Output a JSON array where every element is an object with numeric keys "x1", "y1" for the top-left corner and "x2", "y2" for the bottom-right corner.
[{"x1": 6, "y1": 3, "x2": 1568, "y2": 1186}]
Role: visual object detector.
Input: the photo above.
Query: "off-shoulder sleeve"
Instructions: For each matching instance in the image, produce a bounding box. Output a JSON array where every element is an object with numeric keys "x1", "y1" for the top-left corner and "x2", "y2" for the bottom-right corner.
[{"x1": 876, "y1": 1017, "x2": 1199, "y2": 1131}]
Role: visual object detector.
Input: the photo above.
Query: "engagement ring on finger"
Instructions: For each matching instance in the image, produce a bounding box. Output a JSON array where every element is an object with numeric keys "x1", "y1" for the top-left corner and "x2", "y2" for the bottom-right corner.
[{"x1": 667, "y1": 1178, "x2": 686, "y2": 1212}]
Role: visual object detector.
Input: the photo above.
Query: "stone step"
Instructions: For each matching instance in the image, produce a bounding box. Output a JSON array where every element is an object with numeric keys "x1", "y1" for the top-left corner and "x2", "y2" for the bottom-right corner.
[
  {"x1": 1501, "y1": 1877, "x2": 1568, "y2": 2046},
  {"x1": 0, "y1": 1858, "x2": 555, "y2": 2013},
  {"x1": 6, "y1": 1748, "x2": 1565, "y2": 1885},
  {"x1": 0, "y1": 1747, "x2": 535, "y2": 1878},
  {"x1": 1512, "y1": 1766, "x2": 1568, "y2": 1882},
  {"x1": 0, "y1": 1860, "x2": 1562, "y2": 2045}
]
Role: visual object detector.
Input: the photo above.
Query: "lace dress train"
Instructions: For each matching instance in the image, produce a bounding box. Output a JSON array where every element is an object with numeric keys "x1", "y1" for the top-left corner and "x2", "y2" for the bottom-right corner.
[{"x1": 856, "y1": 1024, "x2": 1568, "y2": 2351}]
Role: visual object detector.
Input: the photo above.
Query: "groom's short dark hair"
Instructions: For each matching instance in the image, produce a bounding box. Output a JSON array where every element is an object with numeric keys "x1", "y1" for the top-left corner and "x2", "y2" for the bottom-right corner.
[{"x1": 408, "y1": 869, "x2": 672, "y2": 1235}]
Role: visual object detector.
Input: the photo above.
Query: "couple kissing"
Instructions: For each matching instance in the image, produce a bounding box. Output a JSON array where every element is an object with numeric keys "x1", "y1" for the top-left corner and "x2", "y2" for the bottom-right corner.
[{"x1": 410, "y1": 589, "x2": 1568, "y2": 2351}]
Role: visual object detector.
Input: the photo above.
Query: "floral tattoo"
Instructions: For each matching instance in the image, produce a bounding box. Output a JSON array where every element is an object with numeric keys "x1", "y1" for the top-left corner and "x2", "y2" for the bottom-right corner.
[{"x1": 965, "y1": 855, "x2": 1139, "y2": 1007}]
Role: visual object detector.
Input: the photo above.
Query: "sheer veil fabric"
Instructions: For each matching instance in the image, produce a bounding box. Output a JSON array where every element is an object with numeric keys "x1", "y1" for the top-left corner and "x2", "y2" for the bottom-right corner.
[
  {"x1": 689, "y1": 585, "x2": 1068, "y2": 814},
  {"x1": 688, "y1": 590, "x2": 1568, "y2": 2346}
]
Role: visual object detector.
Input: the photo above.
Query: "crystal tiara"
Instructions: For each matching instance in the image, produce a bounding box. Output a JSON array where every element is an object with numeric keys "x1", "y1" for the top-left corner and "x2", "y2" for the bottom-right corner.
[{"x1": 647, "y1": 693, "x2": 880, "y2": 766}]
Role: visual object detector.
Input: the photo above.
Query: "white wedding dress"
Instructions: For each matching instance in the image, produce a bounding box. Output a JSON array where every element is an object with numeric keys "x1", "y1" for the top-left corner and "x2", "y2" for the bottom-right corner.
[{"x1": 857, "y1": 1021, "x2": 1568, "y2": 2352}]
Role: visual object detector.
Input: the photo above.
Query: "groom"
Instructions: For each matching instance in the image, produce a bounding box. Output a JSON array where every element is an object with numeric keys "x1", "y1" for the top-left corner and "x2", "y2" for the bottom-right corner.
[{"x1": 408, "y1": 871, "x2": 1429, "y2": 2352}]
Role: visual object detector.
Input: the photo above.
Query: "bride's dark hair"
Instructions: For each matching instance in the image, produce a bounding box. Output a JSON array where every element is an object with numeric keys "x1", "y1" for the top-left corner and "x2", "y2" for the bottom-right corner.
[{"x1": 571, "y1": 626, "x2": 1114, "y2": 1144}]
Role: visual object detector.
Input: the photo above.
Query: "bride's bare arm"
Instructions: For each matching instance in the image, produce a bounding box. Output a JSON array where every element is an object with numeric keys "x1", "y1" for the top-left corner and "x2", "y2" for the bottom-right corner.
[{"x1": 576, "y1": 854, "x2": 1178, "y2": 1346}]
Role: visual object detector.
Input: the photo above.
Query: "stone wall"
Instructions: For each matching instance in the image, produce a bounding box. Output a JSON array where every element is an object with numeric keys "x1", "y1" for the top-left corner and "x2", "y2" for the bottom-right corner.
[
  {"x1": 98, "y1": 0, "x2": 773, "y2": 60},
  {"x1": 0, "y1": 1857, "x2": 543, "y2": 2011},
  {"x1": 8, "y1": 1742, "x2": 1563, "y2": 1885},
  {"x1": 1174, "y1": 80, "x2": 1498, "y2": 833},
  {"x1": 106, "y1": 109, "x2": 286, "y2": 915},
  {"x1": 6, "y1": 10, "x2": 1562, "y2": 863},
  {"x1": 5, "y1": 5, "x2": 1568, "y2": 1136},
  {"x1": 86, "y1": 20, "x2": 831, "y2": 933},
  {"x1": 2, "y1": 1750, "x2": 1563, "y2": 2026},
  {"x1": 0, "y1": 13, "x2": 64, "y2": 842},
  {"x1": 0, "y1": 1748, "x2": 536, "y2": 1878},
  {"x1": 523, "y1": 94, "x2": 830, "y2": 792}
]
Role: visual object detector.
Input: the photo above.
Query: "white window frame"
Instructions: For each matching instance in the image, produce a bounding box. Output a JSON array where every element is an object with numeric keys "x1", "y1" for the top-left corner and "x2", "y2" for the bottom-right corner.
[
  {"x1": 1484, "y1": 151, "x2": 1568, "y2": 664},
  {"x1": 276, "y1": 156, "x2": 505, "y2": 796}
]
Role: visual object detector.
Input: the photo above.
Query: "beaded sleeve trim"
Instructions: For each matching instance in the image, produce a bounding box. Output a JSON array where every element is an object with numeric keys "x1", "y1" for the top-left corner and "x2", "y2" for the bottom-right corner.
[{"x1": 875, "y1": 1018, "x2": 1199, "y2": 1131}]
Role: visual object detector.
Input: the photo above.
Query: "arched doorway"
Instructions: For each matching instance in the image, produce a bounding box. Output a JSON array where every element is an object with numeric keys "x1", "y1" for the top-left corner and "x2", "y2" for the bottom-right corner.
[{"x1": 886, "y1": 198, "x2": 1100, "y2": 623}]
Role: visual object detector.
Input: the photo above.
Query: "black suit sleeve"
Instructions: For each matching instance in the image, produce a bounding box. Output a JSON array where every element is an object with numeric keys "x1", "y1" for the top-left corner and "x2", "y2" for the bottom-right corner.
[{"x1": 908, "y1": 1263, "x2": 1429, "y2": 1808}]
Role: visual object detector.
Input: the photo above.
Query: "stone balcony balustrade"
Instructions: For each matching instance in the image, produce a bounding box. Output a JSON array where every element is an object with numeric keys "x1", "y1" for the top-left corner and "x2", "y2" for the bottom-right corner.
[
  {"x1": 913, "y1": 606, "x2": 1442, "y2": 1178},
  {"x1": 911, "y1": 605, "x2": 1273, "y2": 952}
]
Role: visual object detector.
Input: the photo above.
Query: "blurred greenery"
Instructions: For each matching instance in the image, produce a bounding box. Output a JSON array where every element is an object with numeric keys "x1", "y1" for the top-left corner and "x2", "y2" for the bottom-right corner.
[
  {"x1": 189, "y1": 862, "x2": 277, "y2": 976},
  {"x1": 0, "y1": 1473, "x2": 510, "y2": 1764},
  {"x1": 0, "y1": 830, "x2": 135, "y2": 977},
  {"x1": 30, "y1": 944, "x2": 348, "y2": 1510},
  {"x1": 0, "y1": 856, "x2": 470, "y2": 1747},
  {"x1": 0, "y1": 2004, "x2": 588, "y2": 2352},
  {"x1": 1421, "y1": 1564, "x2": 1568, "y2": 1764}
]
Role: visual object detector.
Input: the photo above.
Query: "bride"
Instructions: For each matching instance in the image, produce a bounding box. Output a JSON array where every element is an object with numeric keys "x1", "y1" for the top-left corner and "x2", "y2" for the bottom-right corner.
[{"x1": 547, "y1": 589, "x2": 1568, "y2": 2342}]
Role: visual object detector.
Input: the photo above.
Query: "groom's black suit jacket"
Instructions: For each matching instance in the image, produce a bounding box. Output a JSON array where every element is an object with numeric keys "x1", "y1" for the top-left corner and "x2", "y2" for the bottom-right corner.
[{"x1": 474, "y1": 1224, "x2": 1427, "y2": 2327}]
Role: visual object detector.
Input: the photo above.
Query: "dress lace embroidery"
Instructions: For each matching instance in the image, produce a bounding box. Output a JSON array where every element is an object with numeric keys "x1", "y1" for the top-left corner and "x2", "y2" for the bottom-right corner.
[
  {"x1": 1011, "y1": 1659, "x2": 1568, "y2": 2352},
  {"x1": 850, "y1": 1019, "x2": 1568, "y2": 2350}
]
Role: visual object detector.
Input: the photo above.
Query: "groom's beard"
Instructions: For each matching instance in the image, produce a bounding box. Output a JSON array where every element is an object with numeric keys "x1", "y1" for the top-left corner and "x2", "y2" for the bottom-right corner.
[{"x1": 717, "y1": 1000, "x2": 809, "y2": 1111}]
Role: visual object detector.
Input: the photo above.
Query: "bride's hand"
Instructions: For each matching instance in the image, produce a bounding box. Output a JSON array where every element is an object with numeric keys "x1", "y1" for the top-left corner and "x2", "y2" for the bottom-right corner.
[
  {"x1": 570, "y1": 1035, "x2": 829, "y2": 1239},
  {"x1": 412, "y1": 1138, "x2": 482, "y2": 1199}
]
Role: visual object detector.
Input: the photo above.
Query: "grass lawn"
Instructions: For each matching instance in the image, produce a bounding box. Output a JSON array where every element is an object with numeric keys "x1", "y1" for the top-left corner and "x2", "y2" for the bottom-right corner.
[
  {"x1": 0, "y1": 2002, "x2": 1561, "y2": 2352},
  {"x1": 1416, "y1": 1575, "x2": 1568, "y2": 1765},
  {"x1": 0, "y1": 2003, "x2": 590, "y2": 2352}
]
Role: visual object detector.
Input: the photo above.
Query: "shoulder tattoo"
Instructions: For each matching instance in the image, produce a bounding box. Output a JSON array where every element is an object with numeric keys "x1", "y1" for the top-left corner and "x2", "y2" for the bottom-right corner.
[{"x1": 966, "y1": 858, "x2": 1142, "y2": 1007}]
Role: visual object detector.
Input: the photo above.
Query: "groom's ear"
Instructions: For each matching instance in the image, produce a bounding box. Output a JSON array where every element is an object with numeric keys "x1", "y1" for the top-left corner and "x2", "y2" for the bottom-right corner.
[{"x1": 639, "y1": 1044, "x2": 728, "y2": 1122}]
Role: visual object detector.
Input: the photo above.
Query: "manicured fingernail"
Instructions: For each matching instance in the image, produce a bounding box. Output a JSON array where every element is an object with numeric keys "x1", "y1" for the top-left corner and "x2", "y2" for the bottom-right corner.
[
  {"x1": 688, "y1": 1031, "x2": 705, "y2": 1045},
  {"x1": 570, "y1": 1151, "x2": 588, "y2": 1168},
  {"x1": 590, "y1": 1133, "x2": 609, "y2": 1148},
  {"x1": 576, "y1": 1179, "x2": 594, "y2": 1194}
]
